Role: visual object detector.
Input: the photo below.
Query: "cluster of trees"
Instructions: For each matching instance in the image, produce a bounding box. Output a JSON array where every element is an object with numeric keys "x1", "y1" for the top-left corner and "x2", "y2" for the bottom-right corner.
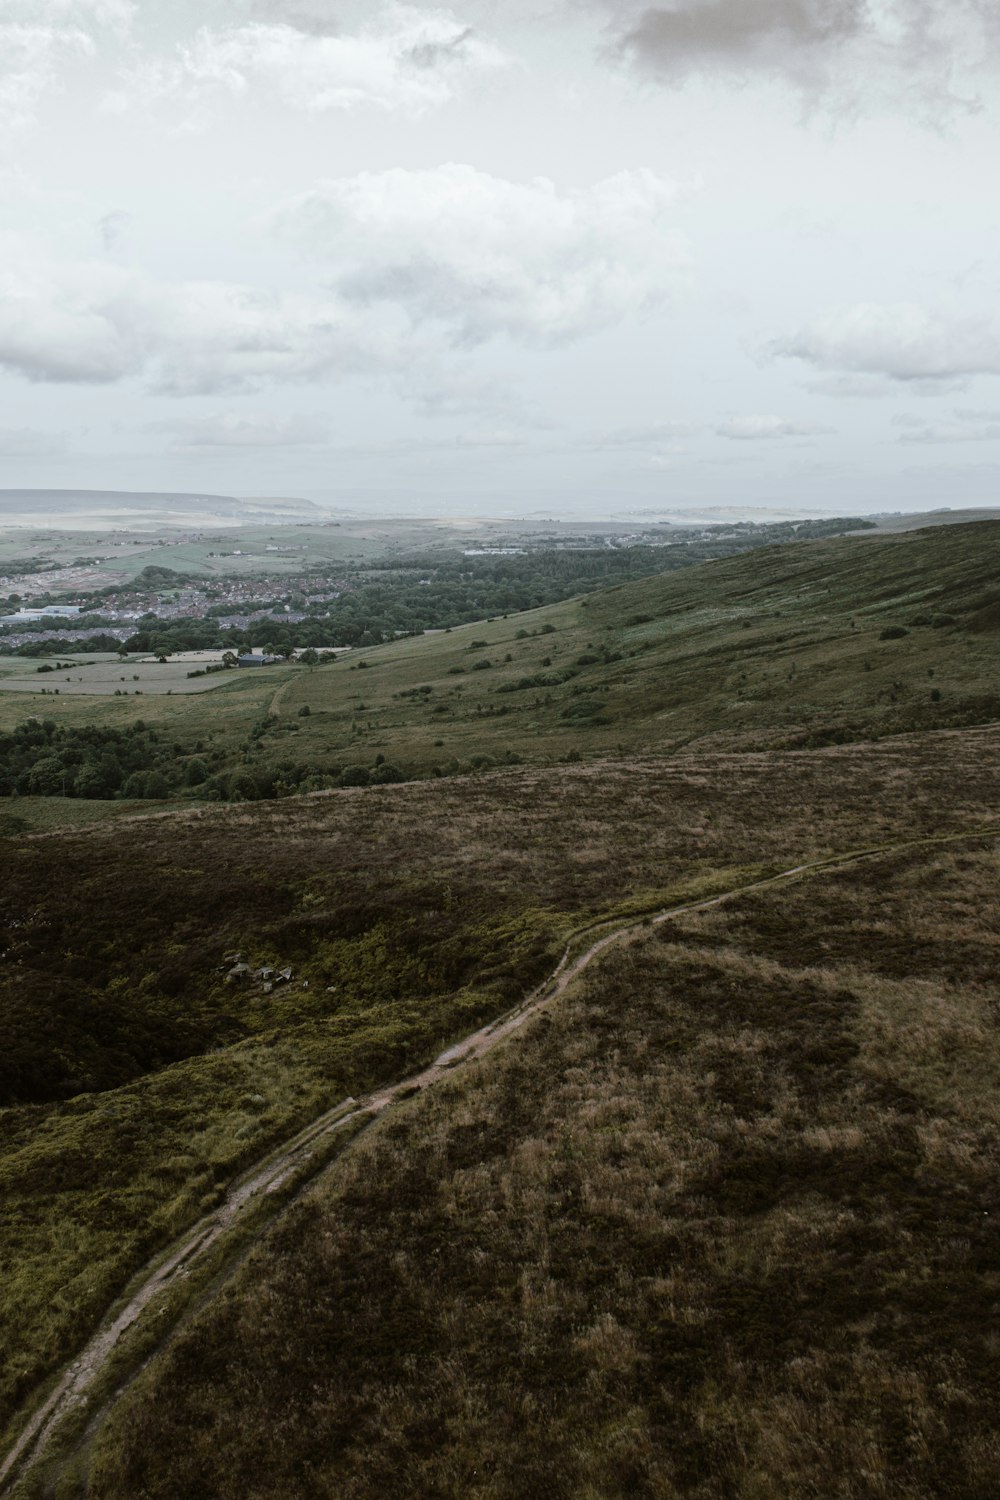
[
  {"x1": 0, "y1": 716, "x2": 428, "y2": 804},
  {"x1": 0, "y1": 719, "x2": 182, "y2": 799}
]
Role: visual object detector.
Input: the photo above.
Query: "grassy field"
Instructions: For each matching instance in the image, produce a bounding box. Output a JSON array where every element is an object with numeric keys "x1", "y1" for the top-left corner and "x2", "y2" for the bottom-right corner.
[
  {"x1": 0, "y1": 651, "x2": 247, "y2": 696},
  {"x1": 86, "y1": 831, "x2": 1000, "y2": 1500}
]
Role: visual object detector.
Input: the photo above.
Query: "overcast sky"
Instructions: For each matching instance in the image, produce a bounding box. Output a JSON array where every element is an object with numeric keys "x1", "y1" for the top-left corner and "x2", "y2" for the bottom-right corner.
[{"x1": 1, "y1": 0, "x2": 999, "y2": 519}]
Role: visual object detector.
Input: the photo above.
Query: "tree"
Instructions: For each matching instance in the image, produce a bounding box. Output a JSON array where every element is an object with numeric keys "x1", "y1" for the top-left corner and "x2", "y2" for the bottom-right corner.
[{"x1": 26, "y1": 755, "x2": 70, "y2": 796}]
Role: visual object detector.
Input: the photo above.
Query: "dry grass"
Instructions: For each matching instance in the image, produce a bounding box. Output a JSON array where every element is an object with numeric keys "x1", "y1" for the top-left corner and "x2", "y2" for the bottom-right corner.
[{"x1": 82, "y1": 829, "x2": 1000, "y2": 1499}]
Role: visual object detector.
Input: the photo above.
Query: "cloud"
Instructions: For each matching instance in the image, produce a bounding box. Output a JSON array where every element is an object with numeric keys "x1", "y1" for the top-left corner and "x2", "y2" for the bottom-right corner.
[
  {"x1": 235, "y1": 0, "x2": 345, "y2": 35},
  {"x1": 715, "y1": 413, "x2": 832, "y2": 439},
  {"x1": 892, "y1": 409, "x2": 1000, "y2": 444},
  {"x1": 597, "y1": 0, "x2": 1000, "y2": 113},
  {"x1": 613, "y1": 0, "x2": 862, "y2": 77},
  {"x1": 0, "y1": 165, "x2": 684, "y2": 397},
  {"x1": 774, "y1": 303, "x2": 1000, "y2": 386},
  {"x1": 0, "y1": 424, "x2": 68, "y2": 456},
  {"x1": 153, "y1": 411, "x2": 329, "y2": 448},
  {"x1": 97, "y1": 210, "x2": 130, "y2": 252},
  {"x1": 802, "y1": 372, "x2": 895, "y2": 398},
  {"x1": 0, "y1": 237, "x2": 415, "y2": 393},
  {"x1": 104, "y1": 6, "x2": 509, "y2": 121},
  {"x1": 277, "y1": 164, "x2": 686, "y2": 347},
  {"x1": 0, "y1": 25, "x2": 93, "y2": 134},
  {"x1": 0, "y1": 1, "x2": 133, "y2": 134},
  {"x1": 593, "y1": 420, "x2": 699, "y2": 447}
]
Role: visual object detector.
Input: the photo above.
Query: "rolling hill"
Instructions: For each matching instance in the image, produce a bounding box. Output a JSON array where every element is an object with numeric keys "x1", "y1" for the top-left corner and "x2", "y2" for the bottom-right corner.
[{"x1": 2, "y1": 518, "x2": 1000, "y2": 1497}]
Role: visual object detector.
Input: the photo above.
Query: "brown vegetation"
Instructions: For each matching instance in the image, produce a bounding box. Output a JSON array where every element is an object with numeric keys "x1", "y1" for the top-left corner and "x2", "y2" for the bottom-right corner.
[{"x1": 88, "y1": 837, "x2": 1000, "y2": 1499}]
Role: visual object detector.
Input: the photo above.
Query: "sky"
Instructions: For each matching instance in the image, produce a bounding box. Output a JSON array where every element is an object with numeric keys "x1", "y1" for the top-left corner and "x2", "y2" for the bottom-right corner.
[{"x1": 1, "y1": 0, "x2": 999, "y2": 520}]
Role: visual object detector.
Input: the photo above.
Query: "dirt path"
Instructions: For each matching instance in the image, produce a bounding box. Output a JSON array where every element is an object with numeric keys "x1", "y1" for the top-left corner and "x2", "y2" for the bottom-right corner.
[
  {"x1": 268, "y1": 674, "x2": 295, "y2": 717},
  {"x1": 2, "y1": 824, "x2": 996, "y2": 1496}
]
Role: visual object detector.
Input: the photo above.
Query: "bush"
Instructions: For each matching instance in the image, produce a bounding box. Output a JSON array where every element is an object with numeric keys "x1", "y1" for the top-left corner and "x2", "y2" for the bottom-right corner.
[
  {"x1": 339, "y1": 766, "x2": 371, "y2": 787},
  {"x1": 372, "y1": 763, "x2": 405, "y2": 784}
]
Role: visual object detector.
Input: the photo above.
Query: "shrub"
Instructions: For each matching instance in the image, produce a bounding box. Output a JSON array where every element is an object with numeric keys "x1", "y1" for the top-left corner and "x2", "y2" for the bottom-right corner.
[{"x1": 339, "y1": 766, "x2": 371, "y2": 787}]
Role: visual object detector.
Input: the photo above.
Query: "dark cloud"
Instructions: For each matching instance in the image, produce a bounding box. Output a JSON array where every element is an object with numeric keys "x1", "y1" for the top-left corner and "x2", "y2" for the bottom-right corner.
[
  {"x1": 406, "y1": 26, "x2": 476, "y2": 70},
  {"x1": 614, "y1": 0, "x2": 864, "y2": 78},
  {"x1": 598, "y1": 0, "x2": 999, "y2": 107}
]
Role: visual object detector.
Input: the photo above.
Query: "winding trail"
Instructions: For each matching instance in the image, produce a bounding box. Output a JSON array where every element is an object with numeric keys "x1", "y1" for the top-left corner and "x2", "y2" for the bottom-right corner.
[{"x1": 2, "y1": 823, "x2": 996, "y2": 1496}]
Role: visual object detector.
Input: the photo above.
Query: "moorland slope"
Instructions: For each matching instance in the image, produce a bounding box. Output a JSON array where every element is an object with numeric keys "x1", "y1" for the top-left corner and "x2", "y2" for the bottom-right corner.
[{"x1": 2, "y1": 519, "x2": 1000, "y2": 1497}]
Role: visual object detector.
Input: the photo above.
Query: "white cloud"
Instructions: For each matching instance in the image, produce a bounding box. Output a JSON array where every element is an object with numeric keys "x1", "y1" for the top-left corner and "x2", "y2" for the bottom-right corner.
[
  {"x1": 0, "y1": 25, "x2": 93, "y2": 134},
  {"x1": 774, "y1": 304, "x2": 1000, "y2": 385},
  {"x1": 715, "y1": 413, "x2": 832, "y2": 439},
  {"x1": 0, "y1": 167, "x2": 677, "y2": 401},
  {"x1": 154, "y1": 411, "x2": 329, "y2": 448},
  {"x1": 0, "y1": 1, "x2": 132, "y2": 20},
  {"x1": 0, "y1": 237, "x2": 415, "y2": 393},
  {"x1": 277, "y1": 164, "x2": 686, "y2": 347},
  {"x1": 104, "y1": 6, "x2": 509, "y2": 121},
  {"x1": 0, "y1": 1, "x2": 133, "y2": 134},
  {"x1": 892, "y1": 409, "x2": 1000, "y2": 444},
  {"x1": 597, "y1": 0, "x2": 1000, "y2": 115}
]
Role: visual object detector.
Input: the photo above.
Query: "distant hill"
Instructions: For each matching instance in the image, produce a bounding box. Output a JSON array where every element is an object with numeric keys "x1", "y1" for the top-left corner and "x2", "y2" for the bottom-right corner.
[
  {"x1": 864, "y1": 506, "x2": 1000, "y2": 533},
  {"x1": 0, "y1": 490, "x2": 322, "y2": 529}
]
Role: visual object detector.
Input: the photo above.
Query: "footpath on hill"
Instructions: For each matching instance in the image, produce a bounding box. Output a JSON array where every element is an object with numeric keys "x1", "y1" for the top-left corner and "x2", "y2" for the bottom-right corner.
[{"x1": 3, "y1": 819, "x2": 998, "y2": 1499}]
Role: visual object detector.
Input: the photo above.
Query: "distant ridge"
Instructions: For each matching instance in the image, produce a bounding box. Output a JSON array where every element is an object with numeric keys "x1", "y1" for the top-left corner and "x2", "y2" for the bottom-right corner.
[{"x1": 0, "y1": 490, "x2": 323, "y2": 529}]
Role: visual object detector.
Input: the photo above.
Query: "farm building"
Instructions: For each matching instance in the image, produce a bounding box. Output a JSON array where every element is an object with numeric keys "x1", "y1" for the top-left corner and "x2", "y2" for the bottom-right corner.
[{"x1": 236, "y1": 652, "x2": 282, "y2": 667}]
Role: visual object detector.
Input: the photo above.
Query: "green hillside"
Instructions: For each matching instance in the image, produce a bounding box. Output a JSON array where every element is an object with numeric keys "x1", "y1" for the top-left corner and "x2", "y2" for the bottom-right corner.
[
  {"x1": 2, "y1": 521, "x2": 998, "y2": 828},
  {"x1": 263, "y1": 518, "x2": 1000, "y2": 776}
]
